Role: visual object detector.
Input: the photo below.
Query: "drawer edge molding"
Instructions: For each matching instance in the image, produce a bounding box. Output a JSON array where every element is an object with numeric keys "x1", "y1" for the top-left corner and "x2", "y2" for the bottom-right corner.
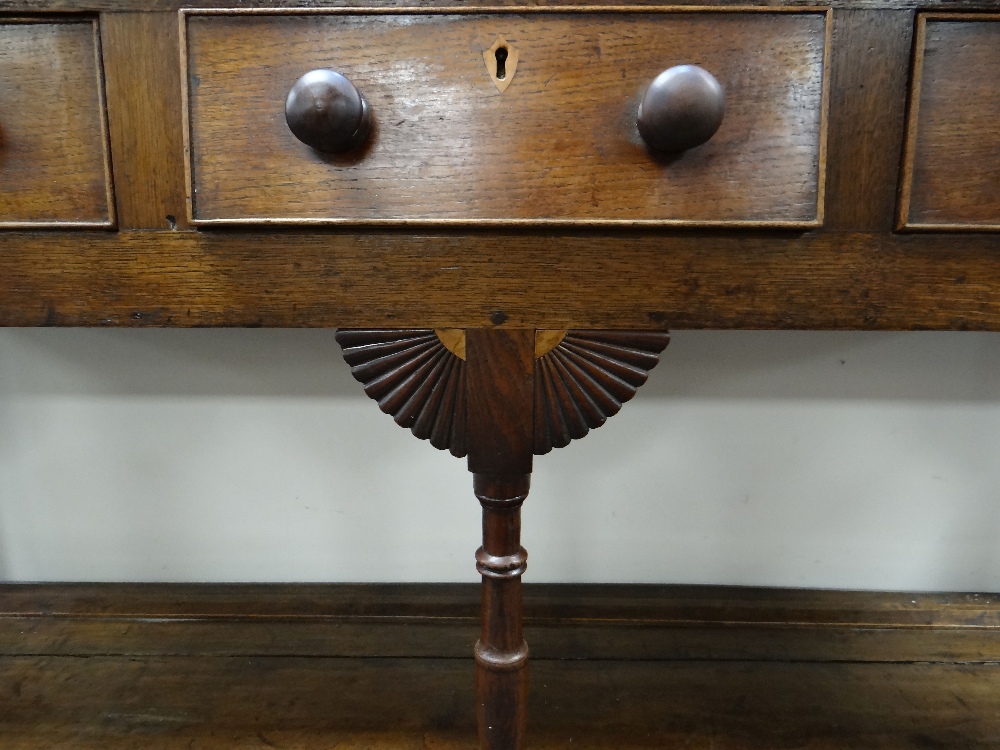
[
  {"x1": 186, "y1": 217, "x2": 826, "y2": 228},
  {"x1": 179, "y1": 5, "x2": 834, "y2": 14},
  {"x1": 92, "y1": 14, "x2": 118, "y2": 231}
]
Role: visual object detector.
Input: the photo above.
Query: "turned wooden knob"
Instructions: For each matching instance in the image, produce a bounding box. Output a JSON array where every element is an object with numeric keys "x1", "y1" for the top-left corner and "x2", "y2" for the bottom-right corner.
[
  {"x1": 637, "y1": 65, "x2": 725, "y2": 153},
  {"x1": 285, "y1": 69, "x2": 372, "y2": 153}
]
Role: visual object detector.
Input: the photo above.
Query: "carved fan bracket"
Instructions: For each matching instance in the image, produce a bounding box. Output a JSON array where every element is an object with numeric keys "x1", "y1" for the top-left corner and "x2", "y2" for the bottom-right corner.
[
  {"x1": 334, "y1": 329, "x2": 468, "y2": 457},
  {"x1": 335, "y1": 328, "x2": 670, "y2": 456},
  {"x1": 533, "y1": 330, "x2": 670, "y2": 454}
]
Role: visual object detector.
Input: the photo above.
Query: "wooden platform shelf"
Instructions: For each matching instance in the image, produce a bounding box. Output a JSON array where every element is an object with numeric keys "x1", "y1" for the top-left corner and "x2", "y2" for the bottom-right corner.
[{"x1": 1, "y1": 583, "x2": 999, "y2": 749}]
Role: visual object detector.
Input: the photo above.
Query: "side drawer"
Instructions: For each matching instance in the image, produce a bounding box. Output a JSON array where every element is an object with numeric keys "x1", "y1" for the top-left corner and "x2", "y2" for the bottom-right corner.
[
  {"x1": 0, "y1": 18, "x2": 114, "y2": 227},
  {"x1": 899, "y1": 14, "x2": 1000, "y2": 231},
  {"x1": 182, "y1": 9, "x2": 830, "y2": 227}
]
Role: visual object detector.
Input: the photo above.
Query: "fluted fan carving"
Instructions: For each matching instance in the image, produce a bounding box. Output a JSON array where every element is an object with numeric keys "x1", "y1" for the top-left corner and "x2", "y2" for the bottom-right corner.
[
  {"x1": 533, "y1": 331, "x2": 670, "y2": 455},
  {"x1": 335, "y1": 329, "x2": 467, "y2": 457},
  {"x1": 336, "y1": 329, "x2": 669, "y2": 458}
]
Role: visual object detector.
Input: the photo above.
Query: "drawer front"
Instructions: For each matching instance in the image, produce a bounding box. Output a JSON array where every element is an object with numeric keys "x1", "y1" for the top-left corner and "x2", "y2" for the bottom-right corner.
[
  {"x1": 0, "y1": 19, "x2": 114, "y2": 227},
  {"x1": 900, "y1": 15, "x2": 1000, "y2": 231},
  {"x1": 183, "y1": 9, "x2": 829, "y2": 227}
]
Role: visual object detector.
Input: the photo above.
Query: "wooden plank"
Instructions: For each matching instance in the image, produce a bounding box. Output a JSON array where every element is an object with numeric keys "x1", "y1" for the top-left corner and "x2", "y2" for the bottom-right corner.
[
  {"x1": 824, "y1": 9, "x2": 912, "y2": 231},
  {"x1": 3, "y1": 583, "x2": 1000, "y2": 663},
  {"x1": 0, "y1": 231, "x2": 999, "y2": 330},
  {"x1": 183, "y1": 10, "x2": 826, "y2": 227},
  {"x1": 100, "y1": 12, "x2": 189, "y2": 229},
  {"x1": 0, "y1": 0, "x2": 998, "y2": 13},
  {"x1": 7, "y1": 615, "x2": 1000, "y2": 663},
  {"x1": 7, "y1": 582, "x2": 1000, "y2": 624},
  {"x1": 2, "y1": 656, "x2": 1000, "y2": 748},
  {"x1": 466, "y1": 329, "x2": 535, "y2": 474}
]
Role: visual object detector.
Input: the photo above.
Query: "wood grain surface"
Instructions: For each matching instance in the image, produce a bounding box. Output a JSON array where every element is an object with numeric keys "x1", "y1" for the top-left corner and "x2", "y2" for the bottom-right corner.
[
  {"x1": 3, "y1": 584, "x2": 1000, "y2": 749},
  {"x1": 101, "y1": 13, "x2": 189, "y2": 229},
  {"x1": 3, "y1": 657, "x2": 1000, "y2": 749},
  {"x1": 0, "y1": 19, "x2": 113, "y2": 227},
  {"x1": 466, "y1": 329, "x2": 534, "y2": 474},
  {"x1": 0, "y1": 7, "x2": 989, "y2": 331},
  {"x1": 0, "y1": 231, "x2": 999, "y2": 330},
  {"x1": 337, "y1": 329, "x2": 470, "y2": 456},
  {"x1": 183, "y1": 10, "x2": 828, "y2": 226},
  {"x1": 3, "y1": 583, "x2": 1000, "y2": 663},
  {"x1": 899, "y1": 15, "x2": 1000, "y2": 231},
  {"x1": 0, "y1": 0, "x2": 994, "y2": 11},
  {"x1": 823, "y1": 9, "x2": 912, "y2": 231}
]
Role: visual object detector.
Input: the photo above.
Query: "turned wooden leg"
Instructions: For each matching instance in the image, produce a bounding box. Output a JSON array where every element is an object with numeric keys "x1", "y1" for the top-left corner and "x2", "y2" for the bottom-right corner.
[
  {"x1": 336, "y1": 327, "x2": 670, "y2": 750},
  {"x1": 465, "y1": 328, "x2": 535, "y2": 750},
  {"x1": 474, "y1": 472, "x2": 530, "y2": 749}
]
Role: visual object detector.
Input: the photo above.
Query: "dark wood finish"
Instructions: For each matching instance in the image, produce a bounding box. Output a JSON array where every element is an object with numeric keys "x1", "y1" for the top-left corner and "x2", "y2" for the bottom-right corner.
[
  {"x1": 4, "y1": 583, "x2": 1000, "y2": 663},
  {"x1": 534, "y1": 330, "x2": 670, "y2": 454},
  {"x1": 3, "y1": 231, "x2": 1000, "y2": 329},
  {"x1": 465, "y1": 329, "x2": 534, "y2": 475},
  {"x1": 7, "y1": 657, "x2": 1000, "y2": 749},
  {"x1": 101, "y1": 12, "x2": 189, "y2": 230},
  {"x1": 338, "y1": 329, "x2": 538, "y2": 747},
  {"x1": 183, "y1": 9, "x2": 828, "y2": 226},
  {"x1": 474, "y1": 474, "x2": 530, "y2": 750},
  {"x1": 284, "y1": 69, "x2": 373, "y2": 154},
  {"x1": 899, "y1": 15, "x2": 1000, "y2": 231},
  {"x1": 0, "y1": 18, "x2": 113, "y2": 227},
  {"x1": 637, "y1": 64, "x2": 725, "y2": 153},
  {"x1": 0, "y1": 0, "x2": 994, "y2": 11},
  {"x1": 336, "y1": 329, "x2": 468, "y2": 457},
  {"x1": 4, "y1": 584, "x2": 1000, "y2": 748},
  {"x1": 3, "y1": 3, "x2": 1000, "y2": 744},
  {"x1": 336, "y1": 328, "x2": 673, "y2": 458},
  {"x1": 464, "y1": 330, "x2": 534, "y2": 749},
  {"x1": 824, "y1": 9, "x2": 912, "y2": 231}
]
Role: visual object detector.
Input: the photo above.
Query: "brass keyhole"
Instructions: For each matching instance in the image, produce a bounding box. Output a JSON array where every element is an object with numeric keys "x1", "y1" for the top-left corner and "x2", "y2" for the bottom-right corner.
[{"x1": 495, "y1": 46, "x2": 508, "y2": 80}]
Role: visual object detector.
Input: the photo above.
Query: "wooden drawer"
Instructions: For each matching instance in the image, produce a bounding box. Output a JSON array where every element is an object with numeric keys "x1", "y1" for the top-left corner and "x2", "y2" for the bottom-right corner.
[
  {"x1": 899, "y1": 14, "x2": 1000, "y2": 232},
  {"x1": 182, "y1": 9, "x2": 830, "y2": 227},
  {"x1": 0, "y1": 18, "x2": 114, "y2": 227}
]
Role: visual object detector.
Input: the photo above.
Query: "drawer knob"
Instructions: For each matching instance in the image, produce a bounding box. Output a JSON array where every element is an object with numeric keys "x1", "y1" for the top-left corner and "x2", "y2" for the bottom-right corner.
[
  {"x1": 285, "y1": 69, "x2": 372, "y2": 154},
  {"x1": 637, "y1": 65, "x2": 725, "y2": 153}
]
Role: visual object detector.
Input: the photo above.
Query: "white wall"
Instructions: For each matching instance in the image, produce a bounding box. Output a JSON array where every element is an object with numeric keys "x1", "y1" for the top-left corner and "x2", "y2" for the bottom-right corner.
[{"x1": 1, "y1": 328, "x2": 999, "y2": 591}]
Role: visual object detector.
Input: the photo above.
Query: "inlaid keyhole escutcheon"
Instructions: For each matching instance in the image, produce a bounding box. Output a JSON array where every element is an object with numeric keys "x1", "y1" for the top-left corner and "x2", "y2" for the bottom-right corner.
[{"x1": 484, "y1": 37, "x2": 518, "y2": 93}]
